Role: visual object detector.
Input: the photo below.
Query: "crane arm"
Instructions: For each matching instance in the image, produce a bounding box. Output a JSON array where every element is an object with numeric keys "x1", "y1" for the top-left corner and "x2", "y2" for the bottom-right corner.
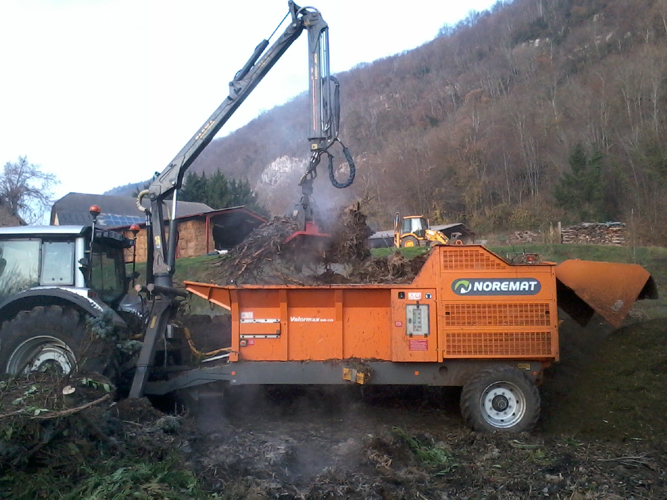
[
  {"x1": 142, "y1": 1, "x2": 347, "y2": 288},
  {"x1": 148, "y1": 1, "x2": 326, "y2": 202}
]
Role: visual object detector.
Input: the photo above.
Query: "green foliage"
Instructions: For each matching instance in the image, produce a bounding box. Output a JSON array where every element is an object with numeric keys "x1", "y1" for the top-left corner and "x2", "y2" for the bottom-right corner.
[
  {"x1": 86, "y1": 311, "x2": 141, "y2": 355},
  {"x1": 554, "y1": 144, "x2": 606, "y2": 223},
  {"x1": 86, "y1": 311, "x2": 116, "y2": 341},
  {"x1": 636, "y1": 137, "x2": 667, "y2": 181},
  {"x1": 392, "y1": 427, "x2": 458, "y2": 472},
  {"x1": 80, "y1": 377, "x2": 112, "y2": 393},
  {"x1": 2, "y1": 455, "x2": 219, "y2": 500},
  {"x1": 180, "y1": 170, "x2": 268, "y2": 216},
  {"x1": 180, "y1": 171, "x2": 207, "y2": 203}
]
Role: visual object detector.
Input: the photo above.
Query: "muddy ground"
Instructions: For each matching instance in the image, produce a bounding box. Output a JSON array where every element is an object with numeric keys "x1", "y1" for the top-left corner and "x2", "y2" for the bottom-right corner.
[
  {"x1": 1, "y1": 314, "x2": 666, "y2": 500},
  {"x1": 177, "y1": 314, "x2": 667, "y2": 499}
]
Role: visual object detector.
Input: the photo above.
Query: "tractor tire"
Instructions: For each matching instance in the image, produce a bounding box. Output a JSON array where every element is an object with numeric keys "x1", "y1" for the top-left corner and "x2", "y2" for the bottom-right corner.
[
  {"x1": 460, "y1": 365, "x2": 540, "y2": 433},
  {"x1": 0, "y1": 305, "x2": 106, "y2": 376},
  {"x1": 401, "y1": 235, "x2": 420, "y2": 248}
]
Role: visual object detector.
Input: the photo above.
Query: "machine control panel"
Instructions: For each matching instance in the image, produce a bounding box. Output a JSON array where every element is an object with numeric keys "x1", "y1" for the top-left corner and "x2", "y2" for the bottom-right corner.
[{"x1": 406, "y1": 304, "x2": 430, "y2": 337}]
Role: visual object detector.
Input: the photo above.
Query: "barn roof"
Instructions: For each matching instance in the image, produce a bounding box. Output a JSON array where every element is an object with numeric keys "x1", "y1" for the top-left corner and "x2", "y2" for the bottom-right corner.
[{"x1": 50, "y1": 192, "x2": 213, "y2": 228}]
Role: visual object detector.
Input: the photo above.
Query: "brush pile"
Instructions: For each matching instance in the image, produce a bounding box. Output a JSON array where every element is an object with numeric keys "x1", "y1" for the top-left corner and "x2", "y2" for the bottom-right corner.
[
  {"x1": 206, "y1": 202, "x2": 426, "y2": 286},
  {"x1": 0, "y1": 371, "x2": 196, "y2": 498}
]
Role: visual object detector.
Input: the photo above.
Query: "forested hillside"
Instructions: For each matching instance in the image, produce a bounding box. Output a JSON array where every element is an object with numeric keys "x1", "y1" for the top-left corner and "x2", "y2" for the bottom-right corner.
[{"x1": 150, "y1": 0, "x2": 667, "y2": 245}]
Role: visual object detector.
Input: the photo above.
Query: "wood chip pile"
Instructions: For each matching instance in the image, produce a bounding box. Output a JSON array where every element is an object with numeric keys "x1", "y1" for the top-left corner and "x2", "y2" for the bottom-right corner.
[{"x1": 561, "y1": 222, "x2": 626, "y2": 245}]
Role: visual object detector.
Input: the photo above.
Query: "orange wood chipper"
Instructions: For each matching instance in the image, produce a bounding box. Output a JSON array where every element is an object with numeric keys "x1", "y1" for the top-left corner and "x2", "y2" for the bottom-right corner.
[{"x1": 152, "y1": 245, "x2": 656, "y2": 433}]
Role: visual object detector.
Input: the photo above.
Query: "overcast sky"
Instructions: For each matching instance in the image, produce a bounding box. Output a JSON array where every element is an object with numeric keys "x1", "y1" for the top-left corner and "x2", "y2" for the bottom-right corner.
[{"x1": 0, "y1": 0, "x2": 498, "y2": 201}]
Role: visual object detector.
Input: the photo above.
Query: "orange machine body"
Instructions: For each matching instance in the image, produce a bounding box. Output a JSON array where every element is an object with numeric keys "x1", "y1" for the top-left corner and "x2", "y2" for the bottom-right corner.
[{"x1": 186, "y1": 245, "x2": 560, "y2": 365}]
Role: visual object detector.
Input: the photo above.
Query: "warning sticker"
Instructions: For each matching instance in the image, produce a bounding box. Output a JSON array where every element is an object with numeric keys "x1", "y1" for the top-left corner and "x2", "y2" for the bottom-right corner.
[
  {"x1": 408, "y1": 292, "x2": 422, "y2": 300},
  {"x1": 409, "y1": 339, "x2": 428, "y2": 351}
]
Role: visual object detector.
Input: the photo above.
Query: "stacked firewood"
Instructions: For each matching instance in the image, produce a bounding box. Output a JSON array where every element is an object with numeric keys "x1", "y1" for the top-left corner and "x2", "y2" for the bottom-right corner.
[{"x1": 561, "y1": 222, "x2": 626, "y2": 245}]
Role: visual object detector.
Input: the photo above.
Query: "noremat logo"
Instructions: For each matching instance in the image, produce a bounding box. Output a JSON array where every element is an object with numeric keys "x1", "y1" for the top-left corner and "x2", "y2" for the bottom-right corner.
[{"x1": 452, "y1": 278, "x2": 541, "y2": 296}]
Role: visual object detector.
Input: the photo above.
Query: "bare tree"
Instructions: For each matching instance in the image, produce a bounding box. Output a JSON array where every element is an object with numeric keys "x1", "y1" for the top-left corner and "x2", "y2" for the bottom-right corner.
[{"x1": 0, "y1": 157, "x2": 58, "y2": 224}]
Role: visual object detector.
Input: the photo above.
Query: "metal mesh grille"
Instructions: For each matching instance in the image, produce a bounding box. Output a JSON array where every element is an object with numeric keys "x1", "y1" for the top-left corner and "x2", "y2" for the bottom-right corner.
[
  {"x1": 441, "y1": 248, "x2": 506, "y2": 270},
  {"x1": 443, "y1": 303, "x2": 551, "y2": 327},
  {"x1": 444, "y1": 331, "x2": 553, "y2": 357}
]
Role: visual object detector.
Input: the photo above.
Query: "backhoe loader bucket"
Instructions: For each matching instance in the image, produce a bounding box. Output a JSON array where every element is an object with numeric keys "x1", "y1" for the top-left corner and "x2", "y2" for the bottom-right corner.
[{"x1": 555, "y1": 260, "x2": 658, "y2": 328}]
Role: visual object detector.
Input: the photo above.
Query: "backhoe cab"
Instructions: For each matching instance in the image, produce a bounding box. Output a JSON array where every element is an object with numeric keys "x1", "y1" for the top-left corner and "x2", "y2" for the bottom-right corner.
[{"x1": 394, "y1": 213, "x2": 449, "y2": 248}]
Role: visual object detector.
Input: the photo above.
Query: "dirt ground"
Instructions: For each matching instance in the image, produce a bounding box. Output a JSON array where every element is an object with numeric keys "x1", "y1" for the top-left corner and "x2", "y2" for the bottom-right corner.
[
  {"x1": 1, "y1": 315, "x2": 666, "y2": 500},
  {"x1": 174, "y1": 314, "x2": 667, "y2": 500}
]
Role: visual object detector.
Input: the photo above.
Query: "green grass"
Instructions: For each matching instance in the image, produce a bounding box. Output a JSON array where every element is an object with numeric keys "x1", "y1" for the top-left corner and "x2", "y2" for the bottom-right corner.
[
  {"x1": 173, "y1": 255, "x2": 221, "y2": 282},
  {"x1": 490, "y1": 244, "x2": 667, "y2": 319},
  {"x1": 371, "y1": 246, "x2": 430, "y2": 259}
]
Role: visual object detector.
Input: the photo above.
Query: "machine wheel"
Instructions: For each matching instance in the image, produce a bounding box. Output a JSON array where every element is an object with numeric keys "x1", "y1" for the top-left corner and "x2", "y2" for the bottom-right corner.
[
  {"x1": 460, "y1": 366, "x2": 540, "y2": 433},
  {"x1": 0, "y1": 306, "x2": 102, "y2": 376},
  {"x1": 401, "y1": 235, "x2": 419, "y2": 248}
]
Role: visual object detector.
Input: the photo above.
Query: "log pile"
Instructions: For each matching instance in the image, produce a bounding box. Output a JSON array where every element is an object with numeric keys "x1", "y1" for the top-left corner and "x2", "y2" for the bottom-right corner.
[{"x1": 561, "y1": 222, "x2": 626, "y2": 245}]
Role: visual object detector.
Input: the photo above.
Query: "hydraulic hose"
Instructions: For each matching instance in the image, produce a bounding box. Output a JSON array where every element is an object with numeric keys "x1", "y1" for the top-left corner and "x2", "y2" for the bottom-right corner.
[{"x1": 327, "y1": 140, "x2": 355, "y2": 189}]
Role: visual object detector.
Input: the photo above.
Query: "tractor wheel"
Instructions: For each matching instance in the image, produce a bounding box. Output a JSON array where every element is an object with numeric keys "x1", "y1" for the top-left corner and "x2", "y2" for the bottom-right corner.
[
  {"x1": 0, "y1": 306, "x2": 105, "y2": 376},
  {"x1": 460, "y1": 365, "x2": 540, "y2": 433},
  {"x1": 401, "y1": 235, "x2": 419, "y2": 248}
]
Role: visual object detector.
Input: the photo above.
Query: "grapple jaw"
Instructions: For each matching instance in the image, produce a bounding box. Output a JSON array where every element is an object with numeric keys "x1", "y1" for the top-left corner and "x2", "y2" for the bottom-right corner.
[{"x1": 284, "y1": 221, "x2": 330, "y2": 244}]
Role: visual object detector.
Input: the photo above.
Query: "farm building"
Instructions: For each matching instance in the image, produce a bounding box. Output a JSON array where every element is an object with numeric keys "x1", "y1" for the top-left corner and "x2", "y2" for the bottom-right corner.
[{"x1": 50, "y1": 192, "x2": 265, "y2": 261}]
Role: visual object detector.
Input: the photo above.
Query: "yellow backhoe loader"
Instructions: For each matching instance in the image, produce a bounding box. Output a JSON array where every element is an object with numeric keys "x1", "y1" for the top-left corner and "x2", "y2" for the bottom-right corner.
[{"x1": 394, "y1": 213, "x2": 450, "y2": 247}]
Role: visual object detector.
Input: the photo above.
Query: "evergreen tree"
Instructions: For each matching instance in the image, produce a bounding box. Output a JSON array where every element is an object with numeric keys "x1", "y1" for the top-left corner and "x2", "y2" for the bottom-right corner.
[
  {"x1": 179, "y1": 172, "x2": 208, "y2": 204},
  {"x1": 554, "y1": 144, "x2": 605, "y2": 222},
  {"x1": 204, "y1": 170, "x2": 231, "y2": 209},
  {"x1": 178, "y1": 169, "x2": 267, "y2": 216}
]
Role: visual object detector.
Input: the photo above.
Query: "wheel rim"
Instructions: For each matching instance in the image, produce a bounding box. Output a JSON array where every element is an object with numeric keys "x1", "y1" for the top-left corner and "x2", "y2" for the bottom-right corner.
[
  {"x1": 479, "y1": 380, "x2": 526, "y2": 429},
  {"x1": 6, "y1": 336, "x2": 77, "y2": 375}
]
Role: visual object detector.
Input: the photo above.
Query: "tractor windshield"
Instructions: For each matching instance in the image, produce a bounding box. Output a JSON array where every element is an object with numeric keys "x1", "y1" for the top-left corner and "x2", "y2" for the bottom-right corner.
[{"x1": 89, "y1": 242, "x2": 127, "y2": 304}]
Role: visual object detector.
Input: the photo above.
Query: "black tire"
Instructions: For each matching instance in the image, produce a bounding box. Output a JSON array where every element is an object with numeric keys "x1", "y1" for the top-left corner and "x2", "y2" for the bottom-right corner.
[
  {"x1": 0, "y1": 305, "x2": 104, "y2": 376},
  {"x1": 460, "y1": 366, "x2": 540, "y2": 433},
  {"x1": 401, "y1": 235, "x2": 420, "y2": 248}
]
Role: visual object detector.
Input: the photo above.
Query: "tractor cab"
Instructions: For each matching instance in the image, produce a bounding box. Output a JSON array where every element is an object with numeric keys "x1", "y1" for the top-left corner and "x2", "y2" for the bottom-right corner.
[{"x1": 0, "y1": 224, "x2": 134, "y2": 307}]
